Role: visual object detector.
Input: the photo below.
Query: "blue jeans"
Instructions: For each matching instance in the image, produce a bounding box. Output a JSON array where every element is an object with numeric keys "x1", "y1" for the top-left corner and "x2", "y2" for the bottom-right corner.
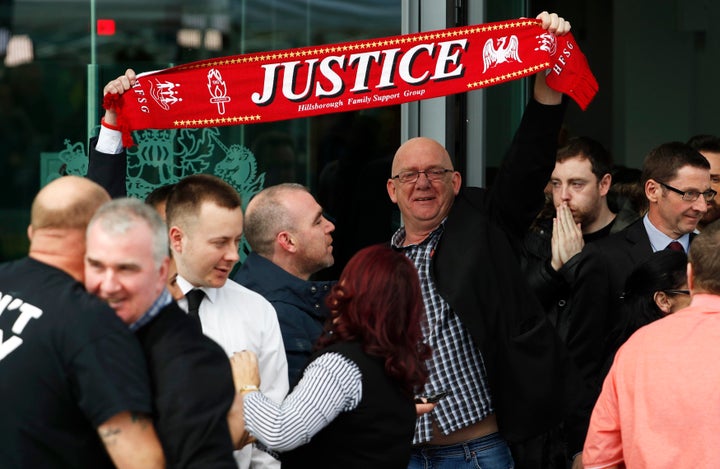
[{"x1": 408, "y1": 432, "x2": 514, "y2": 469}]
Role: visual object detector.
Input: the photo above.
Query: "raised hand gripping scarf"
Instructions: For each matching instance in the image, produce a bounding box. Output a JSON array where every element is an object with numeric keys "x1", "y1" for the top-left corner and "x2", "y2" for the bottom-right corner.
[{"x1": 105, "y1": 18, "x2": 598, "y2": 147}]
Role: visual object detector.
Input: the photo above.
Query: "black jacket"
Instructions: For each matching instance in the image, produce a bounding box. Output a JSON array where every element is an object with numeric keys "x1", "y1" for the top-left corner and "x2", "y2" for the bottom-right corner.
[
  {"x1": 520, "y1": 207, "x2": 637, "y2": 384},
  {"x1": 572, "y1": 218, "x2": 696, "y2": 380},
  {"x1": 429, "y1": 99, "x2": 586, "y2": 447},
  {"x1": 135, "y1": 302, "x2": 237, "y2": 469},
  {"x1": 86, "y1": 136, "x2": 127, "y2": 198},
  {"x1": 282, "y1": 341, "x2": 415, "y2": 469}
]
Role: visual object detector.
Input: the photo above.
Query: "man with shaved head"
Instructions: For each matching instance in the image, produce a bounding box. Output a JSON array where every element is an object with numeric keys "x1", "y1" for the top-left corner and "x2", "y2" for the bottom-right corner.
[
  {"x1": 0, "y1": 176, "x2": 164, "y2": 468},
  {"x1": 233, "y1": 183, "x2": 336, "y2": 388},
  {"x1": 387, "y1": 12, "x2": 585, "y2": 469}
]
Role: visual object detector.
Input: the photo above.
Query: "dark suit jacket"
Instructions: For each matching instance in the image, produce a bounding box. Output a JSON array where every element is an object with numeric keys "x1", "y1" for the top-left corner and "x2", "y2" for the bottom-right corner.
[
  {"x1": 86, "y1": 136, "x2": 127, "y2": 198},
  {"x1": 520, "y1": 207, "x2": 639, "y2": 389},
  {"x1": 135, "y1": 302, "x2": 237, "y2": 469},
  {"x1": 573, "y1": 218, "x2": 695, "y2": 388},
  {"x1": 431, "y1": 99, "x2": 585, "y2": 446},
  {"x1": 578, "y1": 218, "x2": 653, "y2": 313}
]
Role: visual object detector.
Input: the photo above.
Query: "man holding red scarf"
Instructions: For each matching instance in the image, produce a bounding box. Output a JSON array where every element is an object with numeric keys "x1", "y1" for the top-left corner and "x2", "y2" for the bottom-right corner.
[
  {"x1": 91, "y1": 9, "x2": 597, "y2": 469},
  {"x1": 387, "y1": 12, "x2": 589, "y2": 469}
]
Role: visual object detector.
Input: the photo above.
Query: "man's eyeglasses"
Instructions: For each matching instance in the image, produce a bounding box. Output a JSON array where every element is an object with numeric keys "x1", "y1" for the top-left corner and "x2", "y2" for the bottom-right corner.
[
  {"x1": 392, "y1": 168, "x2": 453, "y2": 184},
  {"x1": 663, "y1": 289, "x2": 690, "y2": 296},
  {"x1": 656, "y1": 180, "x2": 717, "y2": 202}
]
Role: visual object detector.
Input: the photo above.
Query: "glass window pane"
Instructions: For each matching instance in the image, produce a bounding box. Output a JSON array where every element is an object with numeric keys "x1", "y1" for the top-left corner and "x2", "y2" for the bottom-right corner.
[{"x1": 0, "y1": 0, "x2": 403, "y2": 272}]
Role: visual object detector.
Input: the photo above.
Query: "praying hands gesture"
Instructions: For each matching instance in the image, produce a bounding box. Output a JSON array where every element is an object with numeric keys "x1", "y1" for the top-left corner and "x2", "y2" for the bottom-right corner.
[{"x1": 551, "y1": 203, "x2": 584, "y2": 271}]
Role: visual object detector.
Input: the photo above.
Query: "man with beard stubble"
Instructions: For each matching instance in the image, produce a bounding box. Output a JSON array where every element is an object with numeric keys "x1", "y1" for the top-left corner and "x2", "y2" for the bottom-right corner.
[{"x1": 233, "y1": 183, "x2": 336, "y2": 388}]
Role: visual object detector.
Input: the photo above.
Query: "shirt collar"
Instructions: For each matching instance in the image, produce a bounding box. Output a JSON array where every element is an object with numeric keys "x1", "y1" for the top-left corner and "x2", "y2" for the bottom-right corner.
[
  {"x1": 391, "y1": 220, "x2": 446, "y2": 249},
  {"x1": 129, "y1": 289, "x2": 172, "y2": 331},
  {"x1": 643, "y1": 214, "x2": 690, "y2": 252},
  {"x1": 175, "y1": 274, "x2": 219, "y2": 304},
  {"x1": 685, "y1": 293, "x2": 720, "y2": 311}
]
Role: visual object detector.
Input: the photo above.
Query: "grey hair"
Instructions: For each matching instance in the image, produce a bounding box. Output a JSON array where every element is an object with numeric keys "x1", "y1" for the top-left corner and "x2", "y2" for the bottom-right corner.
[
  {"x1": 244, "y1": 183, "x2": 309, "y2": 256},
  {"x1": 87, "y1": 197, "x2": 168, "y2": 267}
]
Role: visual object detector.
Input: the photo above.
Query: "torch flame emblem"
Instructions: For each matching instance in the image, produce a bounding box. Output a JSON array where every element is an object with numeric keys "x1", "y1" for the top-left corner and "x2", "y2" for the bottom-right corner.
[{"x1": 207, "y1": 69, "x2": 231, "y2": 115}]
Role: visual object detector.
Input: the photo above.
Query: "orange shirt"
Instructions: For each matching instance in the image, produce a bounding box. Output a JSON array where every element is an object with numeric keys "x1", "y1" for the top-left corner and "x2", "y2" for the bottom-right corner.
[{"x1": 583, "y1": 294, "x2": 720, "y2": 469}]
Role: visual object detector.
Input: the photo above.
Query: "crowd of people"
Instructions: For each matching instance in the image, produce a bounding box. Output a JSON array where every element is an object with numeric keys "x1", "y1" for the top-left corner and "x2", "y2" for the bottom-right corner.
[{"x1": 1, "y1": 10, "x2": 720, "y2": 469}]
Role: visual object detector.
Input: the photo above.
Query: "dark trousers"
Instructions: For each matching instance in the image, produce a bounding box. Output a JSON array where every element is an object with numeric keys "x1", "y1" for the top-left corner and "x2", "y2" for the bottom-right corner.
[{"x1": 507, "y1": 426, "x2": 569, "y2": 469}]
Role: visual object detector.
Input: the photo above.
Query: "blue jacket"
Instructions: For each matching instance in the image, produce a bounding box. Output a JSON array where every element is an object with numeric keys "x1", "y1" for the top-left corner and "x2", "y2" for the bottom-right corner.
[{"x1": 233, "y1": 252, "x2": 335, "y2": 388}]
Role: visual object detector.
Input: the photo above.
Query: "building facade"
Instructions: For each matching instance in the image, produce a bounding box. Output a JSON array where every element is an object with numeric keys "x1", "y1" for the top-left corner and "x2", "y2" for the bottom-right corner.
[{"x1": 1, "y1": 0, "x2": 718, "y2": 273}]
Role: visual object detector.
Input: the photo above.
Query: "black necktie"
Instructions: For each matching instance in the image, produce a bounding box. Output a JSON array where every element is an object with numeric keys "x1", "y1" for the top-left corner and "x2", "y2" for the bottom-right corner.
[
  {"x1": 666, "y1": 241, "x2": 684, "y2": 252},
  {"x1": 186, "y1": 289, "x2": 205, "y2": 320}
]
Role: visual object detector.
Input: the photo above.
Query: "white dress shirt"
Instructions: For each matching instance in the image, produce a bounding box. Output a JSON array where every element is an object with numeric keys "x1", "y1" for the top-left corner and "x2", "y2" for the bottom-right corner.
[{"x1": 177, "y1": 275, "x2": 289, "y2": 469}]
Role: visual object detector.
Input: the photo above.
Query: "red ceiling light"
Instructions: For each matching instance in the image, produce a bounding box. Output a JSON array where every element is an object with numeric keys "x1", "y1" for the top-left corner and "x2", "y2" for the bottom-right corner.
[{"x1": 97, "y1": 19, "x2": 116, "y2": 36}]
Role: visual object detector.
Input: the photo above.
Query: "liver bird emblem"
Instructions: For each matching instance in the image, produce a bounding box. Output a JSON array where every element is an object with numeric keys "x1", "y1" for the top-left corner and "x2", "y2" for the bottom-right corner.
[{"x1": 482, "y1": 35, "x2": 522, "y2": 73}]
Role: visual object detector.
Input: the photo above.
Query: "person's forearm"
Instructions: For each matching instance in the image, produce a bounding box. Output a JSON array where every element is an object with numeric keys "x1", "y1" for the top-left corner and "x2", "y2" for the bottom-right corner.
[
  {"x1": 533, "y1": 71, "x2": 563, "y2": 105},
  {"x1": 245, "y1": 354, "x2": 359, "y2": 451},
  {"x1": 227, "y1": 391, "x2": 255, "y2": 449},
  {"x1": 98, "y1": 411, "x2": 165, "y2": 469},
  {"x1": 95, "y1": 123, "x2": 125, "y2": 155}
]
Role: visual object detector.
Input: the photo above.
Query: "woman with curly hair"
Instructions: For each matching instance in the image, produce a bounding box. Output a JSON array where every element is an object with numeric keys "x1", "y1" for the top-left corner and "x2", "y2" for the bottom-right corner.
[{"x1": 230, "y1": 243, "x2": 432, "y2": 469}]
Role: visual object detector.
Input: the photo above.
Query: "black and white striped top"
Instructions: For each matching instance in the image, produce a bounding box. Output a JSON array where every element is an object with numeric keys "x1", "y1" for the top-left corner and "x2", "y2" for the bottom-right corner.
[{"x1": 243, "y1": 352, "x2": 362, "y2": 451}]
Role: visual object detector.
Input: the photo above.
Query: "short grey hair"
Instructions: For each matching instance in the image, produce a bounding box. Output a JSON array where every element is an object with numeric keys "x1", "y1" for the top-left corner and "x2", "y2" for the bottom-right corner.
[
  {"x1": 87, "y1": 197, "x2": 168, "y2": 267},
  {"x1": 244, "y1": 183, "x2": 309, "y2": 256}
]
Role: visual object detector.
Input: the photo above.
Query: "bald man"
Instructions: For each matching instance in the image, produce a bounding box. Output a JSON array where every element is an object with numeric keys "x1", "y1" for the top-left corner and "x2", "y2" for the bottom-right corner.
[
  {"x1": 386, "y1": 12, "x2": 586, "y2": 469},
  {"x1": 0, "y1": 176, "x2": 164, "y2": 469}
]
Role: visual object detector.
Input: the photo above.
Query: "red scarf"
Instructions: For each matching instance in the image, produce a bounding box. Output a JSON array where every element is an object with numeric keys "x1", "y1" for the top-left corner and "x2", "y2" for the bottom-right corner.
[{"x1": 106, "y1": 18, "x2": 598, "y2": 147}]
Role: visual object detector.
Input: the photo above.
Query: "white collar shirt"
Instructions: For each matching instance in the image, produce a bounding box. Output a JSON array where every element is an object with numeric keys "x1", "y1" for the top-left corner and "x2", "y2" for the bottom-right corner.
[{"x1": 176, "y1": 274, "x2": 289, "y2": 468}]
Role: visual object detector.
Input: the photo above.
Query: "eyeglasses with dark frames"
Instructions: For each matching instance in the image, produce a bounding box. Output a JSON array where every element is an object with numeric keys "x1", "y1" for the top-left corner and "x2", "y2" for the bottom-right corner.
[
  {"x1": 656, "y1": 180, "x2": 717, "y2": 202},
  {"x1": 663, "y1": 289, "x2": 690, "y2": 296},
  {"x1": 392, "y1": 168, "x2": 453, "y2": 184}
]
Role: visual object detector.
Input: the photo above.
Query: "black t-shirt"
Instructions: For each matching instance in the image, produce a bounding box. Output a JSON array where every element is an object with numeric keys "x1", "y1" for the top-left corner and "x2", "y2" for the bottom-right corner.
[
  {"x1": 0, "y1": 257, "x2": 153, "y2": 468},
  {"x1": 583, "y1": 218, "x2": 616, "y2": 244}
]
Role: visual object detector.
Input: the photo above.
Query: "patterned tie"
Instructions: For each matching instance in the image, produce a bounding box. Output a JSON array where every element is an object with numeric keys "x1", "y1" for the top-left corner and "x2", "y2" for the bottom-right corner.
[
  {"x1": 665, "y1": 241, "x2": 684, "y2": 252},
  {"x1": 185, "y1": 289, "x2": 205, "y2": 320}
]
